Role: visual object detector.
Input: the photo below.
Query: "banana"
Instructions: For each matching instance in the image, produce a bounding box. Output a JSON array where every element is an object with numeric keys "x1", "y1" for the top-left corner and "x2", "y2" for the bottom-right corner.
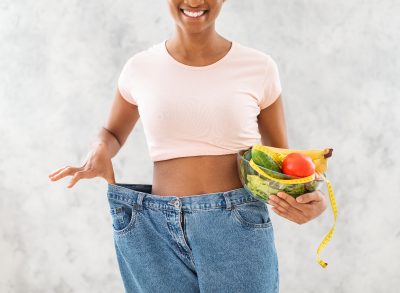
[{"x1": 252, "y1": 144, "x2": 333, "y2": 174}]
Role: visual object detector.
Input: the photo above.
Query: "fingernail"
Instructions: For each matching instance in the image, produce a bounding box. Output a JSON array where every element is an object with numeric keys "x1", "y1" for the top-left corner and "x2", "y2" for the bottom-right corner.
[
  {"x1": 297, "y1": 197, "x2": 303, "y2": 202},
  {"x1": 269, "y1": 195, "x2": 275, "y2": 200}
]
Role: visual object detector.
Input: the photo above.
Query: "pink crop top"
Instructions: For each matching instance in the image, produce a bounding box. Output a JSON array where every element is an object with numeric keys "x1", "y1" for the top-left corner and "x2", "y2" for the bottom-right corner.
[{"x1": 117, "y1": 39, "x2": 282, "y2": 162}]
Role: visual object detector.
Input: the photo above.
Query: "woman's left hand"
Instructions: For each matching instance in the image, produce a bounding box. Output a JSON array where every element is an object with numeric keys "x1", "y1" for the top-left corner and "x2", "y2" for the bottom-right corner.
[{"x1": 268, "y1": 190, "x2": 327, "y2": 224}]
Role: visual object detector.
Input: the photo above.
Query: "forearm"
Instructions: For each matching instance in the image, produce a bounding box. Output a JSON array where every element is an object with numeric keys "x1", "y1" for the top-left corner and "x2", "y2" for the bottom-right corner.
[{"x1": 91, "y1": 127, "x2": 122, "y2": 158}]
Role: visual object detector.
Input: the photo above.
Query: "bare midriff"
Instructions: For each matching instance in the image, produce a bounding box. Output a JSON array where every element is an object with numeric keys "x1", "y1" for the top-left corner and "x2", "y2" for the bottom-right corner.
[{"x1": 151, "y1": 154, "x2": 243, "y2": 197}]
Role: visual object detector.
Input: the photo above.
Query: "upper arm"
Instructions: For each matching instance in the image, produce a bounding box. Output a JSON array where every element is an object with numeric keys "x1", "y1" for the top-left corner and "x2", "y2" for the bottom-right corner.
[
  {"x1": 103, "y1": 86, "x2": 140, "y2": 148},
  {"x1": 259, "y1": 55, "x2": 282, "y2": 110},
  {"x1": 117, "y1": 57, "x2": 139, "y2": 106},
  {"x1": 257, "y1": 94, "x2": 288, "y2": 148},
  {"x1": 257, "y1": 55, "x2": 288, "y2": 148},
  {"x1": 103, "y1": 57, "x2": 141, "y2": 147}
]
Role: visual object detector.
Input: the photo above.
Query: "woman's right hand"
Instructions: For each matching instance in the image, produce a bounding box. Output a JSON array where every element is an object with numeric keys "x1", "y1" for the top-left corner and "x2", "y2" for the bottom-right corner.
[{"x1": 48, "y1": 143, "x2": 116, "y2": 188}]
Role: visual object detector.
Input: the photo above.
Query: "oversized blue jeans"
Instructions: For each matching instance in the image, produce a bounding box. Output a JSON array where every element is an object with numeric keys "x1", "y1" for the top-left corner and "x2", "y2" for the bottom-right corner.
[{"x1": 106, "y1": 183, "x2": 279, "y2": 293}]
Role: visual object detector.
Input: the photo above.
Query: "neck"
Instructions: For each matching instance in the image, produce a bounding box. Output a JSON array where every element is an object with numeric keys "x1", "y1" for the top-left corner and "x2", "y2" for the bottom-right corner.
[{"x1": 168, "y1": 29, "x2": 226, "y2": 57}]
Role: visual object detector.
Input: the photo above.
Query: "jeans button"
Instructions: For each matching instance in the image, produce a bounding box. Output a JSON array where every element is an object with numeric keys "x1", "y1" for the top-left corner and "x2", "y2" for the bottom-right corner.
[{"x1": 174, "y1": 199, "x2": 181, "y2": 208}]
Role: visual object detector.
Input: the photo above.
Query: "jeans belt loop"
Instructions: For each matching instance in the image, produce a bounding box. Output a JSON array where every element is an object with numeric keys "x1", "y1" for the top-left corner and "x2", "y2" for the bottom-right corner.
[
  {"x1": 136, "y1": 193, "x2": 145, "y2": 211},
  {"x1": 222, "y1": 193, "x2": 232, "y2": 211}
]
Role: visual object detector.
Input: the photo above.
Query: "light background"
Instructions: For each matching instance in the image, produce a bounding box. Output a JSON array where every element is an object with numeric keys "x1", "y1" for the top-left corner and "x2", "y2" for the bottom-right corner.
[{"x1": 1, "y1": 0, "x2": 399, "y2": 292}]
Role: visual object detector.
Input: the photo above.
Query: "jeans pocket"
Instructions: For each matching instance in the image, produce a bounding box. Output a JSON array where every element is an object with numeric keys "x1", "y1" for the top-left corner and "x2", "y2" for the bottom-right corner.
[
  {"x1": 108, "y1": 198, "x2": 139, "y2": 236},
  {"x1": 231, "y1": 200, "x2": 273, "y2": 230}
]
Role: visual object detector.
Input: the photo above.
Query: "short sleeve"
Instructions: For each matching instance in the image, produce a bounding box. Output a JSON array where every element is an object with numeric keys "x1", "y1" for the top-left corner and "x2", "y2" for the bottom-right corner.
[
  {"x1": 259, "y1": 56, "x2": 282, "y2": 109},
  {"x1": 117, "y1": 57, "x2": 138, "y2": 106}
]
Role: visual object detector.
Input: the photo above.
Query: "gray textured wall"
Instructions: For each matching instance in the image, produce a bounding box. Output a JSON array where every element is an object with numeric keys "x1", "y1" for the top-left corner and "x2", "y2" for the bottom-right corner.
[{"x1": 1, "y1": 0, "x2": 399, "y2": 292}]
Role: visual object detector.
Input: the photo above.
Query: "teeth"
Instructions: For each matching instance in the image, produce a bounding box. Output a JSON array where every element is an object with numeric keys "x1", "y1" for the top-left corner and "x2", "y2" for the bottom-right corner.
[{"x1": 182, "y1": 9, "x2": 206, "y2": 17}]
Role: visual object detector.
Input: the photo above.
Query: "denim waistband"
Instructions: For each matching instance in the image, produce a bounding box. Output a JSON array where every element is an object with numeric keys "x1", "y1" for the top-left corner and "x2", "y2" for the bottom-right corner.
[{"x1": 107, "y1": 183, "x2": 259, "y2": 212}]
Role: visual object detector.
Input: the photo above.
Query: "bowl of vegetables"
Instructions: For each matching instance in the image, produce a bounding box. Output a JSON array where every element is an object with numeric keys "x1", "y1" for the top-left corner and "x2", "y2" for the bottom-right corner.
[
  {"x1": 236, "y1": 144, "x2": 332, "y2": 202},
  {"x1": 236, "y1": 144, "x2": 339, "y2": 269}
]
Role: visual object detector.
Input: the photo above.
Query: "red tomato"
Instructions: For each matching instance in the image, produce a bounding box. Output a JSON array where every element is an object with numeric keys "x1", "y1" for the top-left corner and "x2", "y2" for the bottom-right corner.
[{"x1": 282, "y1": 152, "x2": 315, "y2": 177}]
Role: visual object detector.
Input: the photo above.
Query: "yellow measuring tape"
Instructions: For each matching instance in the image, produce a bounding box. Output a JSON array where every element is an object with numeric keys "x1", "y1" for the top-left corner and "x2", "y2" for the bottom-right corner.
[
  {"x1": 247, "y1": 145, "x2": 338, "y2": 268},
  {"x1": 315, "y1": 172, "x2": 338, "y2": 268}
]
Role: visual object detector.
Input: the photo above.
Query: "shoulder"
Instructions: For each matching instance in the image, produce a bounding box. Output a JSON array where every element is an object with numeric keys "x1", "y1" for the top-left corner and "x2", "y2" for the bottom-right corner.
[
  {"x1": 121, "y1": 41, "x2": 164, "y2": 69},
  {"x1": 233, "y1": 41, "x2": 278, "y2": 68}
]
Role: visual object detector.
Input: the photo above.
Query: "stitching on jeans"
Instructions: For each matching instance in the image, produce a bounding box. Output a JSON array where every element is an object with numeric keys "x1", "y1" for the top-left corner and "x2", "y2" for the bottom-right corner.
[
  {"x1": 141, "y1": 198, "x2": 258, "y2": 212},
  {"x1": 109, "y1": 192, "x2": 258, "y2": 211},
  {"x1": 112, "y1": 206, "x2": 141, "y2": 237},
  {"x1": 108, "y1": 194, "x2": 136, "y2": 206},
  {"x1": 275, "y1": 258, "x2": 279, "y2": 292},
  {"x1": 231, "y1": 204, "x2": 273, "y2": 230},
  {"x1": 275, "y1": 245, "x2": 280, "y2": 293},
  {"x1": 164, "y1": 211, "x2": 196, "y2": 267}
]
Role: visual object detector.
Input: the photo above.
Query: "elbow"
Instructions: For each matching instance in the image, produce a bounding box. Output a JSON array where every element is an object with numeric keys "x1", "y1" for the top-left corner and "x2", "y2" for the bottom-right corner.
[
  {"x1": 260, "y1": 138, "x2": 289, "y2": 149},
  {"x1": 260, "y1": 134, "x2": 289, "y2": 149}
]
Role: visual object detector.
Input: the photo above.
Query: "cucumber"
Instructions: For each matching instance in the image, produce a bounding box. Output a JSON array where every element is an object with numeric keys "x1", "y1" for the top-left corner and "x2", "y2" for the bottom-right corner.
[{"x1": 251, "y1": 148, "x2": 281, "y2": 173}]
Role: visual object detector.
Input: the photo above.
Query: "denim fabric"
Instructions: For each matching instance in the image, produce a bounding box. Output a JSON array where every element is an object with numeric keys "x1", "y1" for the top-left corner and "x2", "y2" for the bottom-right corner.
[{"x1": 106, "y1": 183, "x2": 279, "y2": 293}]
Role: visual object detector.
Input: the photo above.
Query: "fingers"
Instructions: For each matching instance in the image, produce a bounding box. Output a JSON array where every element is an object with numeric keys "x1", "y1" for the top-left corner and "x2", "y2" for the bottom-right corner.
[
  {"x1": 268, "y1": 193, "x2": 304, "y2": 214},
  {"x1": 67, "y1": 171, "x2": 88, "y2": 188},
  {"x1": 48, "y1": 166, "x2": 80, "y2": 181},
  {"x1": 270, "y1": 206, "x2": 308, "y2": 225},
  {"x1": 269, "y1": 200, "x2": 304, "y2": 220},
  {"x1": 296, "y1": 190, "x2": 324, "y2": 203},
  {"x1": 48, "y1": 166, "x2": 94, "y2": 189},
  {"x1": 268, "y1": 192, "x2": 308, "y2": 224},
  {"x1": 48, "y1": 167, "x2": 66, "y2": 178},
  {"x1": 67, "y1": 170, "x2": 94, "y2": 188},
  {"x1": 67, "y1": 171, "x2": 83, "y2": 188},
  {"x1": 269, "y1": 190, "x2": 328, "y2": 224}
]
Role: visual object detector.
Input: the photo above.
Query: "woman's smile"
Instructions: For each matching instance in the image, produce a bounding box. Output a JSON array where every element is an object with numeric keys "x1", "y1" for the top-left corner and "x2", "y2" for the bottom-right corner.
[{"x1": 180, "y1": 8, "x2": 208, "y2": 20}]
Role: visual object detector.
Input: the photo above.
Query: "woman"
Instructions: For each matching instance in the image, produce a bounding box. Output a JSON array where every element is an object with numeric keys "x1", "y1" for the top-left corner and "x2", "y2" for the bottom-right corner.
[{"x1": 49, "y1": 0, "x2": 327, "y2": 292}]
